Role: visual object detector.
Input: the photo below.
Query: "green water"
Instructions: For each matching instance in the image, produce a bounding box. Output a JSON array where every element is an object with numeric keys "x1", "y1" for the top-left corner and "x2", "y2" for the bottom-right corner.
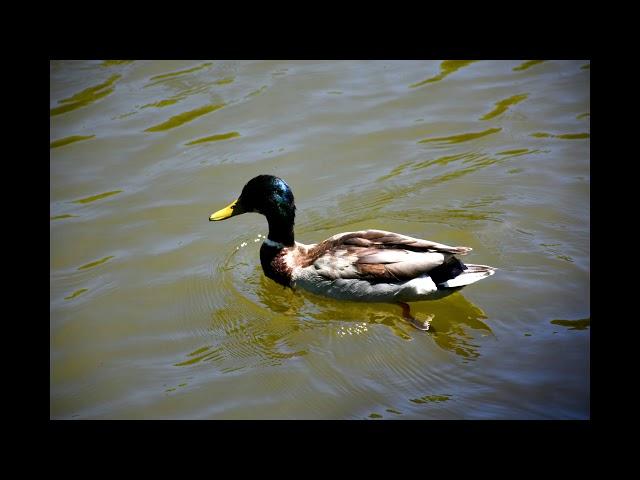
[{"x1": 50, "y1": 60, "x2": 589, "y2": 419}]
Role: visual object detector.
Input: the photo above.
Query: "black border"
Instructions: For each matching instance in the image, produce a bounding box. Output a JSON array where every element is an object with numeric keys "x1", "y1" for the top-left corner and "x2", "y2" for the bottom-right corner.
[{"x1": 45, "y1": 21, "x2": 597, "y2": 459}]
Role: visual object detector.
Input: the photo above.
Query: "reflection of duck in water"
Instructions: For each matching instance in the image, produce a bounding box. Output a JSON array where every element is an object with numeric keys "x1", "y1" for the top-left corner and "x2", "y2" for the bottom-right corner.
[
  {"x1": 422, "y1": 293, "x2": 493, "y2": 359},
  {"x1": 210, "y1": 175, "x2": 496, "y2": 330},
  {"x1": 286, "y1": 288, "x2": 493, "y2": 359}
]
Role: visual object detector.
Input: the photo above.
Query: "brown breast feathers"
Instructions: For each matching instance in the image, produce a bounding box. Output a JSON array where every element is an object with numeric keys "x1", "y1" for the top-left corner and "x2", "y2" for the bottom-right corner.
[{"x1": 260, "y1": 245, "x2": 293, "y2": 287}]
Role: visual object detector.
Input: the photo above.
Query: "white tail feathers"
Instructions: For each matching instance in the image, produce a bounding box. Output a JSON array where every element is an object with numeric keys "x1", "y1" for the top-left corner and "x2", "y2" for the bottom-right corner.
[{"x1": 438, "y1": 264, "x2": 496, "y2": 288}]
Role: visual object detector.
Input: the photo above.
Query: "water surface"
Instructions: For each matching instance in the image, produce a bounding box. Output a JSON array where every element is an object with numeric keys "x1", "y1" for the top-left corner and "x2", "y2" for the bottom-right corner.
[{"x1": 50, "y1": 60, "x2": 590, "y2": 419}]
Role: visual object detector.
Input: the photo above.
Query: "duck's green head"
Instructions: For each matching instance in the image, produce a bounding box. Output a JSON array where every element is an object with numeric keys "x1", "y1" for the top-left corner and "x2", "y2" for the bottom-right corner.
[{"x1": 209, "y1": 175, "x2": 296, "y2": 223}]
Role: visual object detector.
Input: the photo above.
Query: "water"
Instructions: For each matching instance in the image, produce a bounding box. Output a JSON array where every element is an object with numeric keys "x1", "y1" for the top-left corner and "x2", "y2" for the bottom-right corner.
[{"x1": 50, "y1": 60, "x2": 590, "y2": 419}]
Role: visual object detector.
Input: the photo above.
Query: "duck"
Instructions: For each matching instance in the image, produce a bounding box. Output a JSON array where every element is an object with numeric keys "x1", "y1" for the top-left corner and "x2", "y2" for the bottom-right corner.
[{"x1": 209, "y1": 175, "x2": 495, "y2": 330}]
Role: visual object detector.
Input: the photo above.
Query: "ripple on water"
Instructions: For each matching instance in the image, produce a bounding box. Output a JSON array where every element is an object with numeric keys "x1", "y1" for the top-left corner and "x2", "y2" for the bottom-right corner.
[
  {"x1": 141, "y1": 99, "x2": 181, "y2": 109},
  {"x1": 410, "y1": 394, "x2": 452, "y2": 404},
  {"x1": 100, "y1": 60, "x2": 135, "y2": 67},
  {"x1": 550, "y1": 317, "x2": 590, "y2": 331},
  {"x1": 64, "y1": 288, "x2": 89, "y2": 300},
  {"x1": 418, "y1": 128, "x2": 502, "y2": 145},
  {"x1": 512, "y1": 60, "x2": 546, "y2": 72},
  {"x1": 144, "y1": 104, "x2": 225, "y2": 132},
  {"x1": 175, "y1": 233, "x2": 309, "y2": 373},
  {"x1": 374, "y1": 147, "x2": 542, "y2": 199},
  {"x1": 530, "y1": 132, "x2": 590, "y2": 140},
  {"x1": 409, "y1": 60, "x2": 478, "y2": 88},
  {"x1": 51, "y1": 214, "x2": 78, "y2": 221},
  {"x1": 301, "y1": 168, "x2": 505, "y2": 237},
  {"x1": 77, "y1": 256, "x2": 115, "y2": 271},
  {"x1": 137, "y1": 84, "x2": 212, "y2": 114},
  {"x1": 50, "y1": 74, "x2": 121, "y2": 117},
  {"x1": 50, "y1": 135, "x2": 96, "y2": 149},
  {"x1": 244, "y1": 85, "x2": 268, "y2": 99},
  {"x1": 185, "y1": 131, "x2": 240, "y2": 146},
  {"x1": 496, "y1": 148, "x2": 533, "y2": 156},
  {"x1": 71, "y1": 190, "x2": 123, "y2": 204},
  {"x1": 145, "y1": 62, "x2": 214, "y2": 86},
  {"x1": 411, "y1": 151, "x2": 485, "y2": 171},
  {"x1": 213, "y1": 77, "x2": 235, "y2": 85},
  {"x1": 480, "y1": 93, "x2": 528, "y2": 120}
]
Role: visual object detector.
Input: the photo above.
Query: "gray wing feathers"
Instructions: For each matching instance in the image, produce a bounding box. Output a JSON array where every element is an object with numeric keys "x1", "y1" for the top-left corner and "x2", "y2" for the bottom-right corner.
[
  {"x1": 308, "y1": 230, "x2": 463, "y2": 283},
  {"x1": 340, "y1": 230, "x2": 472, "y2": 255},
  {"x1": 379, "y1": 252, "x2": 448, "y2": 280},
  {"x1": 356, "y1": 249, "x2": 448, "y2": 278},
  {"x1": 356, "y1": 249, "x2": 443, "y2": 265}
]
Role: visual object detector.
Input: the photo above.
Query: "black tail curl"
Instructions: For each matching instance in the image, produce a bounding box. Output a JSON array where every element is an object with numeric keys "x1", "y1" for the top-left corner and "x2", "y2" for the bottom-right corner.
[{"x1": 428, "y1": 257, "x2": 468, "y2": 285}]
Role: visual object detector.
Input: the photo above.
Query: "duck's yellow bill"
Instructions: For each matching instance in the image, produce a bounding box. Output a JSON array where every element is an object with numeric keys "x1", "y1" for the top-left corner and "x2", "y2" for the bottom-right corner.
[{"x1": 209, "y1": 199, "x2": 241, "y2": 221}]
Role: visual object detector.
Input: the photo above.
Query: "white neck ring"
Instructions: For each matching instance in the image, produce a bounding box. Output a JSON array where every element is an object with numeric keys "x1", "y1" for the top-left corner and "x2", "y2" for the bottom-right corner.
[{"x1": 263, "y1": 238, "x2": 285, "y2": 249}]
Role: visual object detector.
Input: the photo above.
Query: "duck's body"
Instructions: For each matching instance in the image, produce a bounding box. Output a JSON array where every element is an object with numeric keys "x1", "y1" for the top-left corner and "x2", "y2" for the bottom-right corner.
[
  {"x1": 259, "y1": 230, "x2": 494, "y2": 303},
  {"x1": 211, "y1": 175, "x2": 495, "y2": 307}
]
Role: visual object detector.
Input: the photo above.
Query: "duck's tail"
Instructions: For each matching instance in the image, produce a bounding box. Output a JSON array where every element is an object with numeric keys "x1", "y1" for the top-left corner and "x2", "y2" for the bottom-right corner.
[{"x1": 437, "y1": 264, "x2": 496, "y2": 288}]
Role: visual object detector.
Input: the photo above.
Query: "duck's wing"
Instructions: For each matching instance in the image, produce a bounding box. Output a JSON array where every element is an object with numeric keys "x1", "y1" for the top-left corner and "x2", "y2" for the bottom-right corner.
[
  {"x1": 303, "y1": 229, "x2": 471, "y2": 283},
  {"x1": 331, "y1": 229, "x2": 471, "y2": 254}
]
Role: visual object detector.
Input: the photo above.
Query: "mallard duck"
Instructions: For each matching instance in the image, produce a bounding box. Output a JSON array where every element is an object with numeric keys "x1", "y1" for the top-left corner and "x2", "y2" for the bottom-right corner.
[{"x1": 210, "y1": 175, "x2": 495, "y2": 330}]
